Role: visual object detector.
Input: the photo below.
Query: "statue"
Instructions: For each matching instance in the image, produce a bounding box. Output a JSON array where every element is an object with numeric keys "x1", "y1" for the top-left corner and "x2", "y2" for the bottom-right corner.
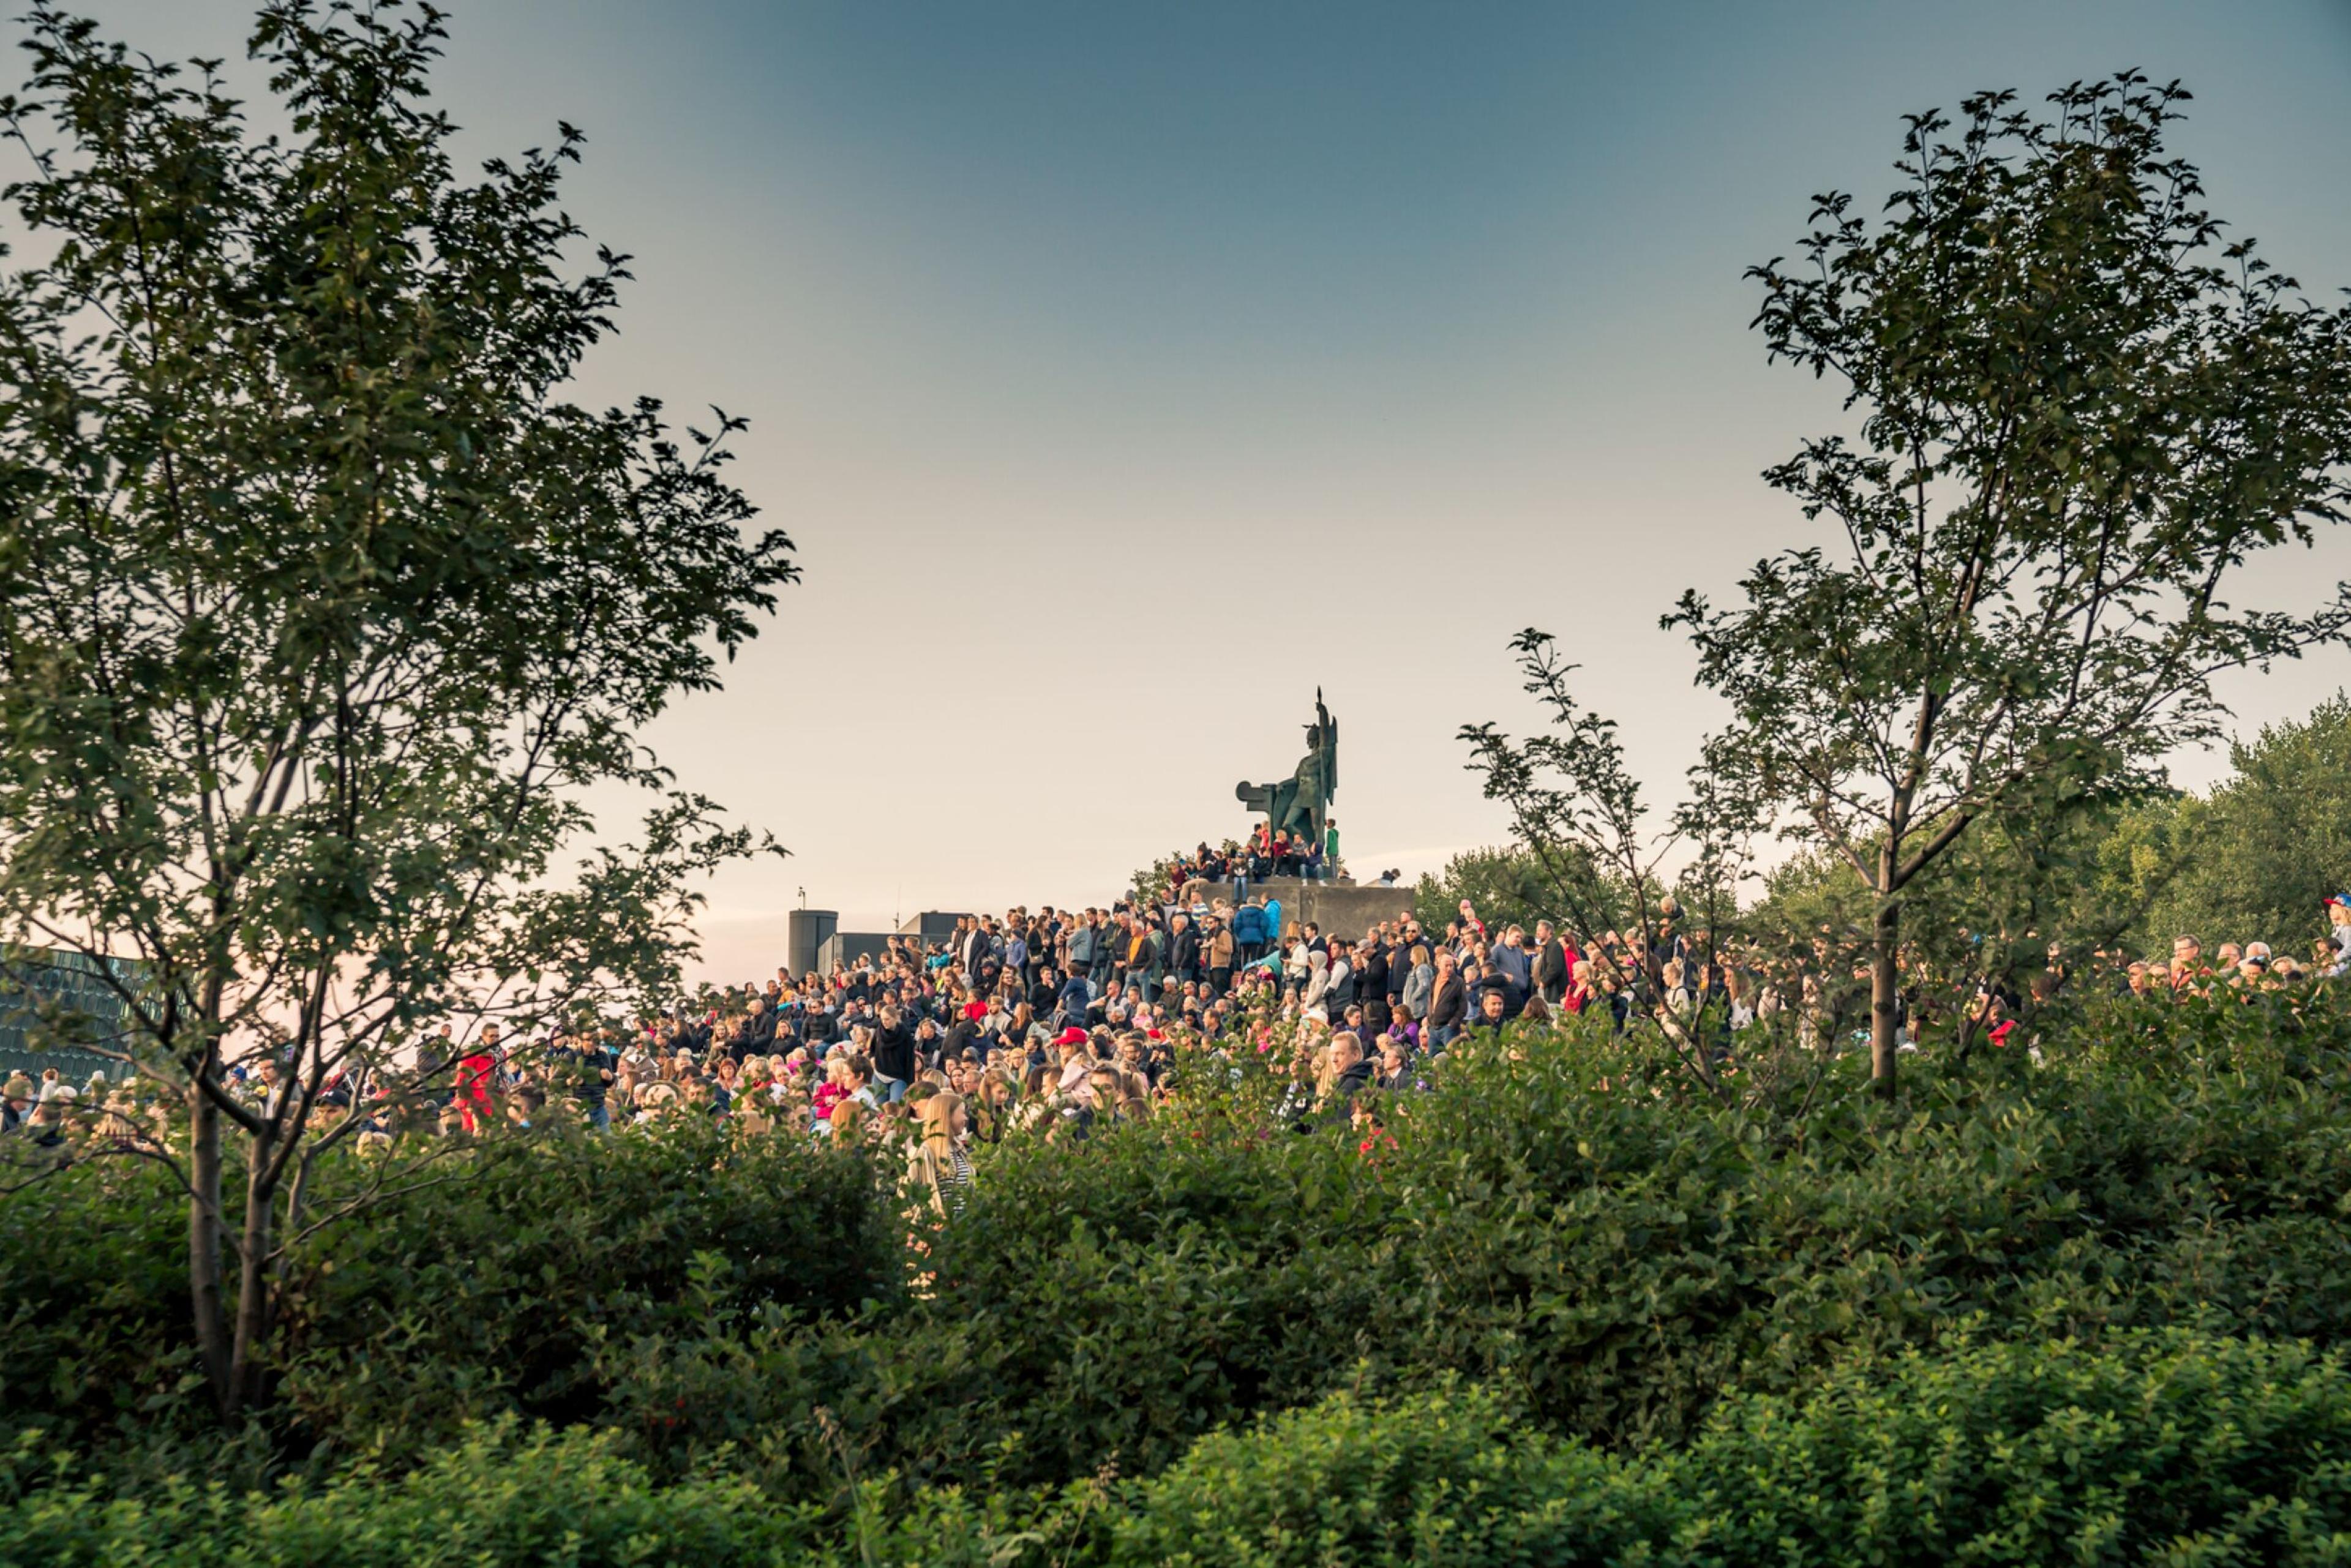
[{"x1": 1235, "y1": 689, "x2": 1337, "y2": 849}]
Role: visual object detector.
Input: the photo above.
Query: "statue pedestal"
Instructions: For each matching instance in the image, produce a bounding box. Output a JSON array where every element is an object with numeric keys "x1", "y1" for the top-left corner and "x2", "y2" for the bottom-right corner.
[{"x1": 1202, "y1": 878, "x2": 1413, "y2": 942}]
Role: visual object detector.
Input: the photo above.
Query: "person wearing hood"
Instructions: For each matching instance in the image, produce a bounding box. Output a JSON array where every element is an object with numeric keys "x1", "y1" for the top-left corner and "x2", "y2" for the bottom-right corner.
[
  {"x1": 1300, "y1": 948, "x2": 1332, "y2": 1018},
  {"x1": 1231, "y1": 899, "x2": 1269, "y2": 965}
]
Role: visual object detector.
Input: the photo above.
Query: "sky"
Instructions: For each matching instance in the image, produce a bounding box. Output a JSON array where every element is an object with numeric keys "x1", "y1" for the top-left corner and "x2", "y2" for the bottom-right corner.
[{"x1": 48, "y1": 1, "x2": 2351, "y2": 980}]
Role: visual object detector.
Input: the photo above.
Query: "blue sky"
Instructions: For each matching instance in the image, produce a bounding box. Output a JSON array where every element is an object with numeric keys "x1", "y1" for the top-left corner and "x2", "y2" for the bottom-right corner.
[{"x1": 51, "y1": 1, "x2": 2351, "y2": 974}]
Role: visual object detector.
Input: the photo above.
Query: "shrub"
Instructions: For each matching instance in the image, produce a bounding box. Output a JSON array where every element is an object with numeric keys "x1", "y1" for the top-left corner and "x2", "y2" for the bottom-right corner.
[
  {"x1": 1086, "y1": 1327, "x2": 2351, "y2": 1566},
  {"x1": 9, "y1": 1330, "x2": 2346, "y2": 1567},
  {"x1": 9, "y1": 1002, "x2": 2351, "y2": 1510},
  {"x1": 0, "y1": 1156, "x2": 214, "y2": 1461},
  {"x1": 885, "y1": 1010, "x2": 2351, "y2": 1484},
  {"x1": 0, "y1": 1419, "x2": 825, "y2": 1567},
  {"x1": 0, "y1": 1120, "x2": 900, "y2": 1472}
]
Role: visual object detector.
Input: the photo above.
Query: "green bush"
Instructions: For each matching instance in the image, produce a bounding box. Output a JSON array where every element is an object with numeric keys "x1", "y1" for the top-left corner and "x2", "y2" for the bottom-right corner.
[
  {"x1": 7, "y1": 1000, "x2": 2351, "y2": 1514},
  {"x1": 874, "y1": 1005, "x2": 2351, "y2": 1485},
  {"x1": 0, "y1": 1156, "x2": 219, "y2": 1463},
  {"x1": 1092, "y1": 1327, "x2": 2351, "y2": 1567},
  {"x1": 277, "y1": 1122, "x2": 898, "y2": 1464},
  {"x1": 0, "y1": 1419, "x2": 826, "y2": 1567},
  {"x1": 0, "y1": 1121, "x2": 900, "y2": 1475},
  {"x1": 7, "y1": 1330, "x2": 2345, "y2": 1566}
]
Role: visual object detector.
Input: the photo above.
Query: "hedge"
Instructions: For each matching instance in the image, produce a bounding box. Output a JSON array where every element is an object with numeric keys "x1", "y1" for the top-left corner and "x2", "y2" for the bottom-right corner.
[
  {"x1": 6, "y1": 998, "x2": 2351, "y2": 1509},
  {"x1": 6, "y1": 1330, "x2": 2347, "y2": 1566}
]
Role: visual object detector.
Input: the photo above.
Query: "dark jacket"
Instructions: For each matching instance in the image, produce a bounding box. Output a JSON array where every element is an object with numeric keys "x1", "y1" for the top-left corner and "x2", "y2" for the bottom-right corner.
[
  {"x1": 871, "y1": 1022, "x2": 917, "y2": 1084},
  {"x1": 1318, "y1": 1059, "x2": 1376, "y2": 1127},
  {"x1": 740, "y1": 1008, "x2": 779, "y2": 1057},
  {"x1": 1492, "y1": 945, "x2": 1533, "y2": 1012},
  {"x1": 1534, "y1": 939, "x2": 1570, "y2": 1000},
  {"x1": 1426, "y1": 974, "x2": 1468, "y2": 1033}
]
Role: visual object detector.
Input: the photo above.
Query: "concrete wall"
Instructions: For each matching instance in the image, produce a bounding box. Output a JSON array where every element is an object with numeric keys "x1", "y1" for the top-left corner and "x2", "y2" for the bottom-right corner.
[
  {"x1": 816, "y1": 931, "x2": 896, "y2": 972},
  {"x1": 1187, "y1": 878, "x2": 1415, "y2": 940},
  {"x1": 899, "y1": 912, "x2": 968, "y2": 941}
]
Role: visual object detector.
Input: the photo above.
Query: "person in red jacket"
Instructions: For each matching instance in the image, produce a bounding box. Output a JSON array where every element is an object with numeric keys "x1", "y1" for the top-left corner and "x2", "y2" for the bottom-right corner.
[{"x1": 456, "y1": 1022, "x2": 501, "y2": 1135}]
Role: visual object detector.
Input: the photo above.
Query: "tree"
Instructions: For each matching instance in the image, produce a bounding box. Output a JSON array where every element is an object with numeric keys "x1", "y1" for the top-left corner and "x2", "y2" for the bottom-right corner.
[
  {"x1": 0, "y1": 1, "x2": 795, "y2": 1416},
  {"x1": 1463, "y1": 630, "x2": 1749, "y2": 1091},
  {"x1": 1411, "y1": 844, "x2": 1593, "y2": 939},
  {"x1": 1671, "y1": 75, "x2": 2351, "y2": 1093},
  {"x1": 1744, "y1": 793, "x2": 2154, "y2": 1052},
  {"x1": 2104, "y1": 694, "x2": 2351, "y2": 954}
]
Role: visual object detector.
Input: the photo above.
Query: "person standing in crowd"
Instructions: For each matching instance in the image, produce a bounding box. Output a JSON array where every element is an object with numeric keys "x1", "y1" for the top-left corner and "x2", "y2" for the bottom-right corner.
[
  {"x1": 1457, "y1": 985, "x2": 1505, "y2": 1044},
  {"x1": 1205, "y1": 915, "x2": 1235, "y2": 998},
  {"x1": 1003, "y1": 921, "x2": 1030, "y2": 992},
  {"x1": 1326, "y1": 939, "x2": 1355, "y2": 1019},
  {"x1": 1169, "y1": 913, "x2": 1200, "y2": 991},
  {"x1": 1424, "y1": 950, "x2": 1466, "y2": 1047},
  {"x1": 1534, "y1": 920, "x2": 1570, "y2": 1005},
  {"x1": 1401, "y1": 942, "x2": 1434, "y2": 1024},
  {"x1": 909, "y1": 1091, "x2": 973, "y2": 1217},
  {"x1": 871, "y1": 1005, "x2": 917, "y2": 1102},
  {"x1": 555, "y1": 1029, "x2": 617, "y2": 1131},
  {"x1": 455, "y1": 1024, "x2": 501, "y2": 1135},
  {"x1": 1357, "y1": 932, "x2": 1391, "y2": 1035},
  {"x1": 1492, "y1": 926, "x2": 1533, "y2": 1018},
  {"x1": 1232, "y1": 898, "x2": 1269, "y2": 966}
]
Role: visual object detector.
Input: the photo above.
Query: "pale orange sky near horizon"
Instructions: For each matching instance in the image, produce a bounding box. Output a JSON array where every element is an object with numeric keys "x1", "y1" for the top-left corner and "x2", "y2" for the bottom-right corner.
[{"x1": 49, "y1": 1, "x2": 2351, "y2": 985}]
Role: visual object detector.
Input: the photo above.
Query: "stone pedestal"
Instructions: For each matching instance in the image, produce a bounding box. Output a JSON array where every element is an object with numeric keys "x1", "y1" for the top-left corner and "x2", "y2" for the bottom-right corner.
[{"x1": 1207, "y1": 878, "x2": 1414, "y2": 941}]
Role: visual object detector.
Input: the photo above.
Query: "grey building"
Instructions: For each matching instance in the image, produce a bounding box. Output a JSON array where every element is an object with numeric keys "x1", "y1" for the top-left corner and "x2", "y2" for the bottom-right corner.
[{"x1": 1, "y1": 948, "x2": 144, "y2": 1083}]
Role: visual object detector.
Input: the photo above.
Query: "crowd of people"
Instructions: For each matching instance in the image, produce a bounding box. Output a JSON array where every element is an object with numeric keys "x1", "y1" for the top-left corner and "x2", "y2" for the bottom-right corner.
[
  {"x1": 10, "y1": 882, "x2": 2351, "y2": 1209},
  {"x1": 1142, "y1": 828, "x2": 1404, "y2": 901}
]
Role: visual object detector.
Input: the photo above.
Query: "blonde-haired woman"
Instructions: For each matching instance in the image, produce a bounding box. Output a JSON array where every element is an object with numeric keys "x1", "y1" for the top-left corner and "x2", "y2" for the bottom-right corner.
[
  {"x1": 909, "y1": 1091, "x2": 972, "y2": 1217},
  {"x1": 973, "y1": 1068, "x2": 1019, "y2": 1146}
]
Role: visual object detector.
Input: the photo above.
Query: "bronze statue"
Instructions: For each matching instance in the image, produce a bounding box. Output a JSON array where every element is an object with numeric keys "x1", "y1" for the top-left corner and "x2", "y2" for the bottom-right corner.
[{"x1": 1236, "y1": 689, "x2": 1337, "y2": 847}]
